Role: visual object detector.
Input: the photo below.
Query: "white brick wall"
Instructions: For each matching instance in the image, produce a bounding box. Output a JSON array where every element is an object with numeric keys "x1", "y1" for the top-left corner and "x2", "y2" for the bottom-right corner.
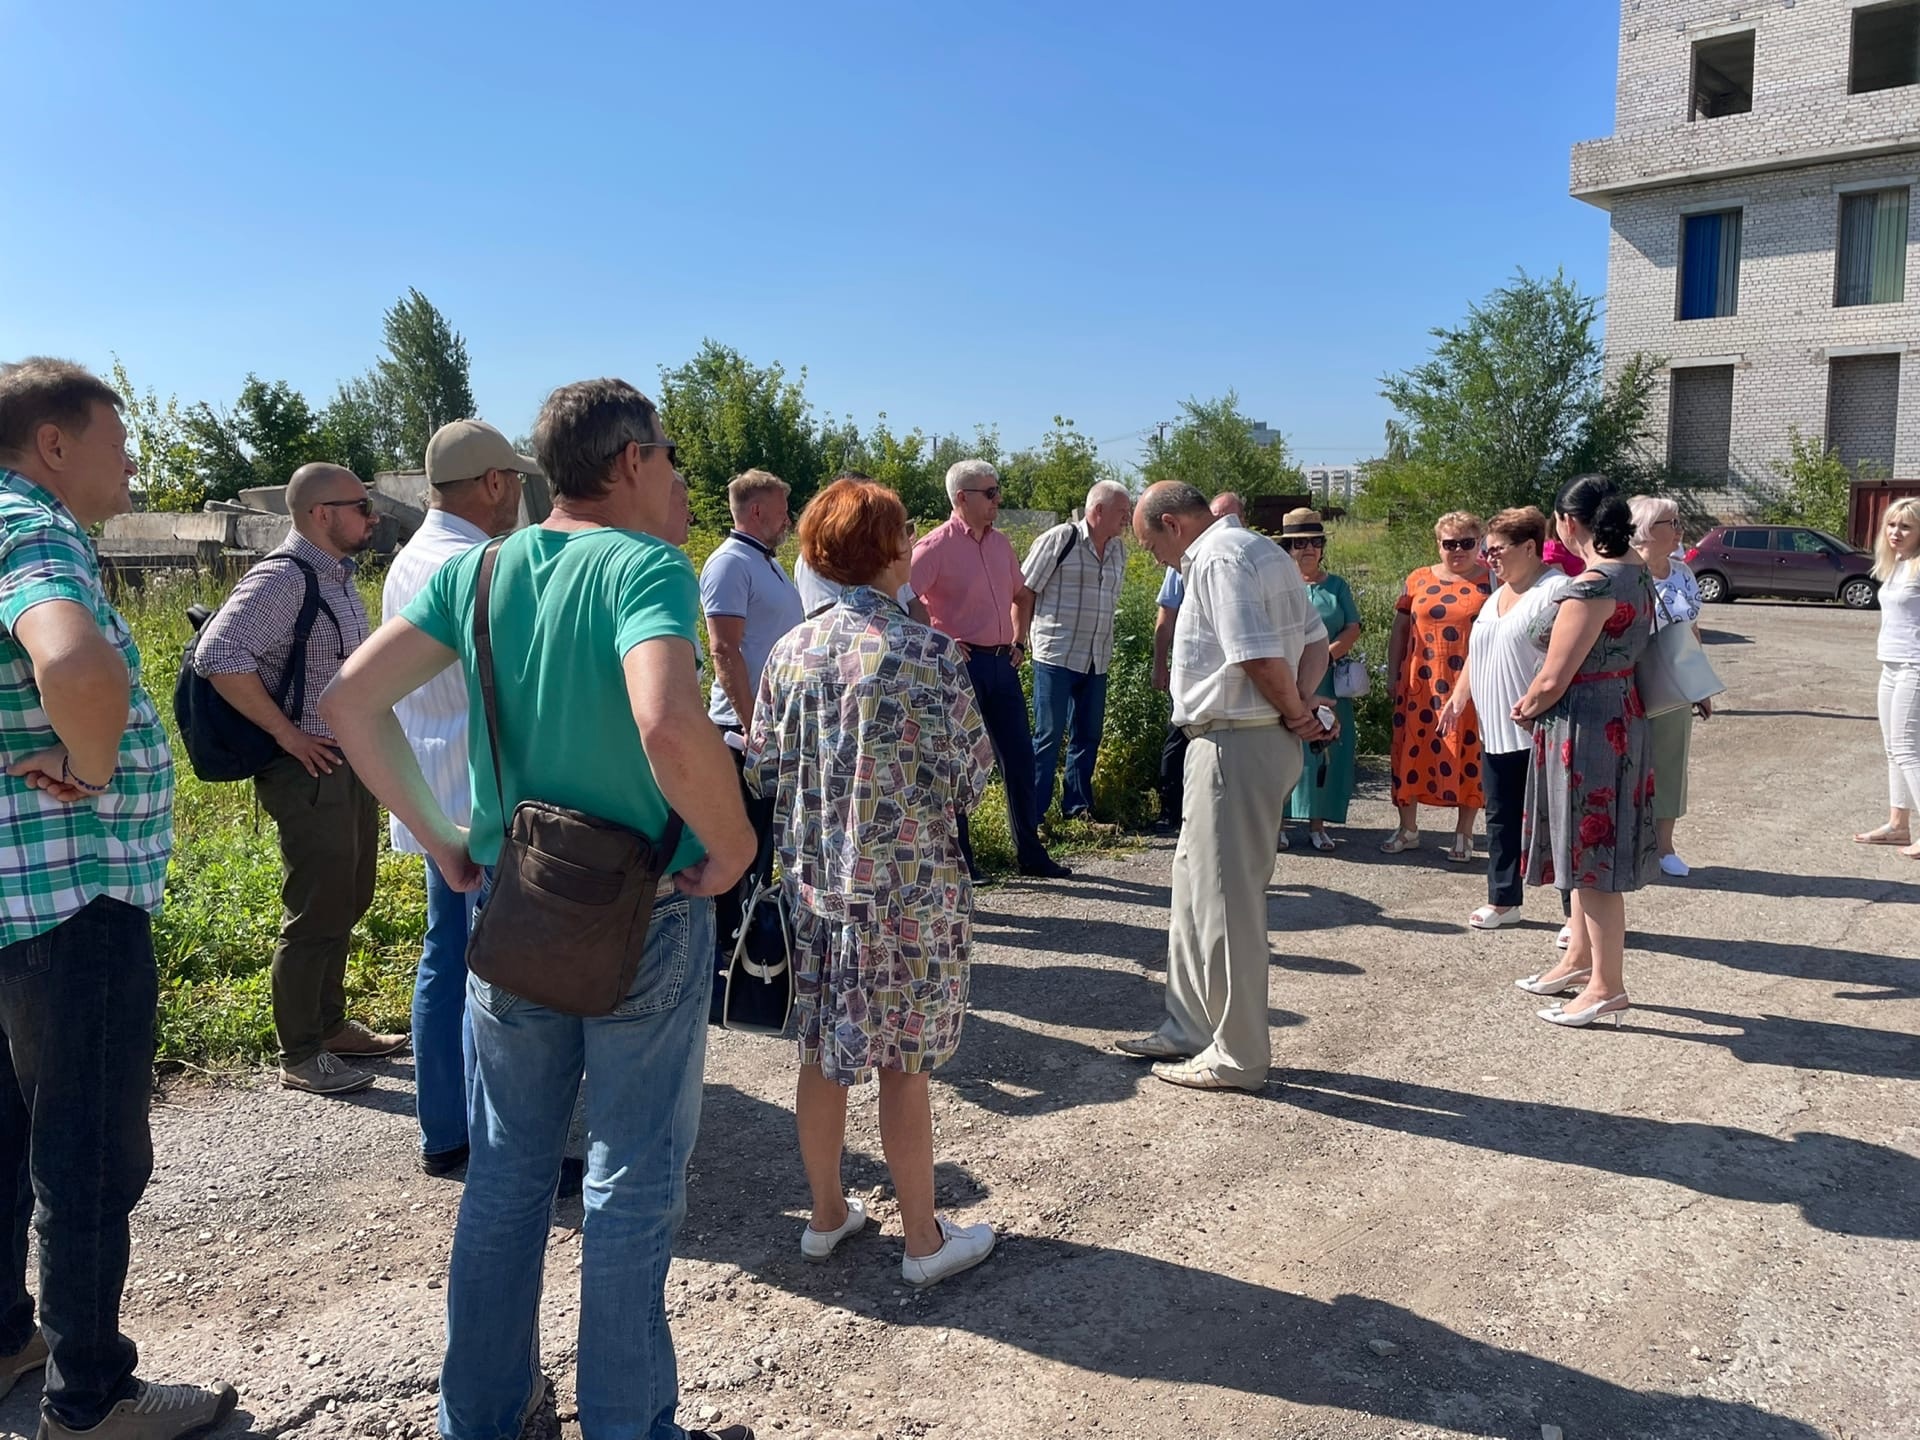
[
  {"x1": 1828, "y1": 353, "x2": 1903, "y2": 470},
  {"x1": 1577, "y1": 0, "x2": 1920, "y2": 518}
]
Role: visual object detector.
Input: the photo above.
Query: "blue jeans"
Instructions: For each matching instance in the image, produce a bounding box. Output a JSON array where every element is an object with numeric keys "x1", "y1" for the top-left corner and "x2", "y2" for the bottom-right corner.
[
  {"x1": 0, "y1": 897, "x2": 155, "y2": 1429},
  {"x1": 1031, "y1": 662, "x2": 1109, "y2": 819},
  {"x1": 439, "y1": 893, "x2": 712, "y2": 1440},
  {"x1": 415, "y1": 858, "x2": 477, "y2": 1159},
  {"x1": 955, "y1": 651, "x2": 1050, "y2": 872}
]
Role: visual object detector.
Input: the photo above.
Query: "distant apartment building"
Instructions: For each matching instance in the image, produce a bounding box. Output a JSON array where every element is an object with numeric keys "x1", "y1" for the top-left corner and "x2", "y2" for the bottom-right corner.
[
  {"x1": 1571, "y1": 0, "x2": 1920, "y2": 517},
  {"x1": 1302, "y1": 464, "x2": 1364, "y2": 504}
]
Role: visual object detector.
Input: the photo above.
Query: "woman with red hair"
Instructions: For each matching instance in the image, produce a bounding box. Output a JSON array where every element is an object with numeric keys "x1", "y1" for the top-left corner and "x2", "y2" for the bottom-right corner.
[{"x1": 746, "y1": 478, "x2": 998, "y2": 1290}]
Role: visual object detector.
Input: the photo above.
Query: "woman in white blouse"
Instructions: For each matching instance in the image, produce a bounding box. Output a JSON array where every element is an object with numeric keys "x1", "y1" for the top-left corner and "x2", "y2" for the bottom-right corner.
[
  {"x1": 1630, "y1": 495, "x2": 1710, "y2": 877},
  {"x1": 1440, "y1": 507, "x2": 1570, "y2": 930},
  {"x1": 1854, "y1": 497, "x2": 1920, "y2": 859}
]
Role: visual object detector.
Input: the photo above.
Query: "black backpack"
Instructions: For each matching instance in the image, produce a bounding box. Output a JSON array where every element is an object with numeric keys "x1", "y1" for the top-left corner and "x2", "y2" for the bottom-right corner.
[{"x1": 173, "y1": 556, "x2": 337, "y2": 782}]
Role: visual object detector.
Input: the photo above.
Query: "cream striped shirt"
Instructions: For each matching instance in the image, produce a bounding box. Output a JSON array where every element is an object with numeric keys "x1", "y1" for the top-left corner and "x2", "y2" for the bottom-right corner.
[{"x1": 382, "y1": 510, "x2": 491, "y2": 854}]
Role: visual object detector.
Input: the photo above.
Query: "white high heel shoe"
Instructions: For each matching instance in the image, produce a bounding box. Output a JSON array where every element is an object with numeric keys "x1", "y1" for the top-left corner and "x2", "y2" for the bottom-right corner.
[
  {"x1": 1514, "y1": 967, "x2": 1590, "y2": 996},
  {"x1": 1539, "y1": 994, "x2": 1631, "y2": 1027}
]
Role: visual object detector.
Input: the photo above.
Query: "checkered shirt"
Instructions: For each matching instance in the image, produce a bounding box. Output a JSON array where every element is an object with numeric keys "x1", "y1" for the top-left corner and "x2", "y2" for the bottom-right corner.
[
  {"x1": 1020, "y1": 519, "x2": 1127, "y2": 675},
  {"x1": 0, "y1": 469, "x2": 174, "y2": 950},
  {"x1": 192, "y1": 531, "x2": 371, "y2": 739}
]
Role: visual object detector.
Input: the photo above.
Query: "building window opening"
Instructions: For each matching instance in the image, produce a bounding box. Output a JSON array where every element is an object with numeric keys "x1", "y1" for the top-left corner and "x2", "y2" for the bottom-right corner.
[
  {"x1": 1836, "y1": 187, "x2": 1911, "y2": 307},
  {"x1": 1692, "y1": 31, "x2": 1756, "y2": 119},
  {"x1": 1679, "y1": 209, "x2": 1743, "y2": 319},
  {"x1": 1850, "y1": 1, "x2": 1920, "y2": 94}
]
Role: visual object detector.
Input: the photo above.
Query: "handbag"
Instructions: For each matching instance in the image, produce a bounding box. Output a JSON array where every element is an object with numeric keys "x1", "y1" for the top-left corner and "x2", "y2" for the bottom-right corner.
[
  {"x1": 720, "y1": 872, "x2": 795, "y2": 1034},
  {"x1": 464, "y1": 535, "x2": 687, "y2": 1017},
  {"x1": 1636, "y1": 582, "x2": 1724, "y2": 718},
  {"x1": 1331, "y1": 653, "x2": 1370, "y2": 699}
]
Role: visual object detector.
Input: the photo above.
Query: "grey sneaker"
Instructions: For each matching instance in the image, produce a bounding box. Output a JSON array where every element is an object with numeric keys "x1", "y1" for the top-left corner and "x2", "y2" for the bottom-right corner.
[
  {"x1": 37, "y1": 1380, "x2": 238, "y2": 1440},
  {"x1": 0, "y1": 1329, "x2": 47, "y2": 1400},
  {"x1": 280, "y1": 1051, "x2": 373, "y2": 1096}
]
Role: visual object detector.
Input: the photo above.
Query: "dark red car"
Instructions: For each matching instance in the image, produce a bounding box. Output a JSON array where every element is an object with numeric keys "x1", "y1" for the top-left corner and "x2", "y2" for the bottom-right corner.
[{"x1": 1685, "y1": 524, "x2": 1879, "y2": 609}]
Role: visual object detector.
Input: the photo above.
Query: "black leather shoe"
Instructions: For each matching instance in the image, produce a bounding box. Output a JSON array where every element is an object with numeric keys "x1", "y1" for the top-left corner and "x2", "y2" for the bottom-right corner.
[
  {"x1": 1017, "y1": 857, "x2": 1074, "y2": 880},
  {"x1": 420, "y1": 1144, "x2": 469, "y2": 1178},
  {"x1": 557, "y1": 1156, "x2": 585, "y2": 1199},
  {"x1": 687, "y1": 1427, "x2": 754, "y2": 1440}
]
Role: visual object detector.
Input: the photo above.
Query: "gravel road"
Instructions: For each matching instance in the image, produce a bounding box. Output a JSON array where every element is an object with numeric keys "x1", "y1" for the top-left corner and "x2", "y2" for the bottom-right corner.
[{"x1": 4, "y1": 599, "x2": 1912, "y2": 1440}]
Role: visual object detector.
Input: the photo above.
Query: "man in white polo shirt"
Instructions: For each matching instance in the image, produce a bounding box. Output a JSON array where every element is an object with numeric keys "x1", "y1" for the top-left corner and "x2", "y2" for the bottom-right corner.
[
  {"x1": 382, "y1": 419, "x2": 529, "y2": 1175},
  {"x1": 701, "y1": 469, "x2": 805, "y2": 964},
  {"x1": 1119, "y1": 482, "x2": 1331, "y2": 1091}
]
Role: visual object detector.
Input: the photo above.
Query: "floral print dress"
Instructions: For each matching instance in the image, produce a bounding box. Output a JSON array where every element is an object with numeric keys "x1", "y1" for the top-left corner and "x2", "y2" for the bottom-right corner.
[
  {"x1": 1520, "y1": 561, "x2": 1658, "y2": 894},
  {"x1": 746, "y1": 585, "x2": 994, "y2": 1084}
]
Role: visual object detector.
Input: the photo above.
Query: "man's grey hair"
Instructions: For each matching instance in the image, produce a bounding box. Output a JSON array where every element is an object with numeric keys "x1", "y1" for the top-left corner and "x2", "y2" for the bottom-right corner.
[
  {"x1": 534, "y1": 378, "x2": 663, "y2": 501},
  {"x1": 1139, "y1": 483, "x2": 1210, "y2": 531},
  {"x1": 1628, "y1": 493, "x2": 1679, "y2": 548},
  {"x1": 1085, "y1": 479, "x2": 1130, "y2": 514},
  {"x1": 946, "y1": 459, "x2": 999, "y2": 504}
]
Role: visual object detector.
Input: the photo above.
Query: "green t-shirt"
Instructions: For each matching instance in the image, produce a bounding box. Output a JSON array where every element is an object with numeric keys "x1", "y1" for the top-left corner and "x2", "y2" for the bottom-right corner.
[{"x1": 402, "y1": 525, "x2": 705, "y2": 872}]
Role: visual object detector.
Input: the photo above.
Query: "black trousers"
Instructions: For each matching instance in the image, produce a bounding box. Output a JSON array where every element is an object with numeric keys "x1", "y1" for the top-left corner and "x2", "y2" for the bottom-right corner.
[
  {"x1": 954, "y1": 652, "x2": 1049, "y2": 872},
  {"x1": 1159, "y1": 723, "x2": 1190, "y2": 825},
  {"x1": 1483, "y1": 747, "x2": 1531, "y2": 907}
]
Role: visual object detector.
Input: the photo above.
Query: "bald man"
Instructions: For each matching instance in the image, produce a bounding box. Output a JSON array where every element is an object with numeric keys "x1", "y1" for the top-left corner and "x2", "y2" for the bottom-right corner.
[{"x1": 194, "y1": 462, "x2": 404, "y2": 1096}]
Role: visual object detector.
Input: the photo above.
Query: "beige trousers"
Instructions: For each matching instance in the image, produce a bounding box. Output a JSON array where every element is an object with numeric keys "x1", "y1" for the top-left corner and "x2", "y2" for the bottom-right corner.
[{"x1": 1158, "y1": 725, "x2": 1299, "y2": 1086}]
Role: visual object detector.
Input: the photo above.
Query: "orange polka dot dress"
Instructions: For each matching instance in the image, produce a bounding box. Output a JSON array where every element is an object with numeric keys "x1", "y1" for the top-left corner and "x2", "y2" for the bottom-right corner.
[{"x1": 1392, "y1": 565, "x2": 1492, "y2": 808}]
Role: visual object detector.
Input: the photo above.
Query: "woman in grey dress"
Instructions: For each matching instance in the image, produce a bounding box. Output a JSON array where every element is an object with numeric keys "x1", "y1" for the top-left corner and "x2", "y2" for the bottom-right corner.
[{"x1": 1511, "y1": 475, "x2": 1658, "y2": 1028}]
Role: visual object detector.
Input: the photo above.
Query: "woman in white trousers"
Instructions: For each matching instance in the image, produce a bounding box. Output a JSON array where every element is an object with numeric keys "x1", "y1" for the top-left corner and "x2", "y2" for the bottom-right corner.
[{"x1": 1855, "y1": 497, "x2": 1920, "y2": 860}]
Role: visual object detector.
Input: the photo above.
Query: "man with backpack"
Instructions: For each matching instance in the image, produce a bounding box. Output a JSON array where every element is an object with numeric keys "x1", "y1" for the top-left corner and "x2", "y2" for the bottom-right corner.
[
  {"x1": 191, "y1": 462, "x2": 404, "y2": 1096},
  {"x1": 1017, "y1": 479, "x2": 1130, "y2": 822}
]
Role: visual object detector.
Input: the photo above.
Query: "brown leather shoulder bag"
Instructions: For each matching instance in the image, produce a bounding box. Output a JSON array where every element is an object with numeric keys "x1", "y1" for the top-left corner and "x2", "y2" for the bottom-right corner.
[{"x1": 463, "y1": 534, "x2": 685, "y2": 1016}]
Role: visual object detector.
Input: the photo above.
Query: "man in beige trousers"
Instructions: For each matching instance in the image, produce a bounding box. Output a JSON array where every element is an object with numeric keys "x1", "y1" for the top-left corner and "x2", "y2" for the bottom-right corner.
[{"x1": 1120, "y1": 482, "x2": 1332, "y2": 1091}]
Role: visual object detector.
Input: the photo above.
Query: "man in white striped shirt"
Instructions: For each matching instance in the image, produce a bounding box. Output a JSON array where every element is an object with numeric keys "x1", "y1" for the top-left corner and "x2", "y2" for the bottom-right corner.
[{"x1": 382, "y1": 420, "x2": 530, "y2": 1175}]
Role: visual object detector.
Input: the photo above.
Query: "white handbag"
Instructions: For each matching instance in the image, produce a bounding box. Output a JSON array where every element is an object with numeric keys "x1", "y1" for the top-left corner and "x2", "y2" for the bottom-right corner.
[
  {"x1": 1636, "y1": 587, "x2": 1723, "y2": 717},
  {"x1": 1332, "y1": 653, "x2": 1371, "y2": 699}
]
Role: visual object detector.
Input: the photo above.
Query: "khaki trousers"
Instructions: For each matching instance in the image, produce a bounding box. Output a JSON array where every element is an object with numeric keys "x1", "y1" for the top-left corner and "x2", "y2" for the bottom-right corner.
[
  {"x1": 254, "y1": 754, "x2": 380, "y2": 1066},
  {"x1": 1159, "y1": 726, "x2": 1299, "y2": 1086}
]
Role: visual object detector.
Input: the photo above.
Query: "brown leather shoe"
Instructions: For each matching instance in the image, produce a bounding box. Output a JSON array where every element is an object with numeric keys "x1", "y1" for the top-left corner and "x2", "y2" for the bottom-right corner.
[
  {"x1": 0, "y1": 1330, "x2": 47, "y2": 1401},
  {"x1": 323, "y1": 1020, "x2": 410, "y2": 1058}
]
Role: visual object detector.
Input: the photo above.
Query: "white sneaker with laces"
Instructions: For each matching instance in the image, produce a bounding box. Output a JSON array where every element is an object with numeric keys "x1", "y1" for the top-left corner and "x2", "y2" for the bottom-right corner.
[
  {"x1": 799, "y1": 1197, "x2": 867, "y2": 1262},
  {"x1": 1659, "y1": 852, "x2": 1690, "y2": 878},
  {"x1": 900, "y1": 1217, "x2": 996, "y2": 1289}
]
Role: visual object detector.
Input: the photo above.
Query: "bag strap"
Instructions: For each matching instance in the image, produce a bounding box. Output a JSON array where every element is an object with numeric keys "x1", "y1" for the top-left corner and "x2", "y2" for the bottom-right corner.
[
  {"x1": 472, "y1": 534, "x2": 687, "y2": 864},
  {"x1": 242, "y1": 555, "x2": 330, "y2": 721},
  {"x1": 1040, "y1": 523, "x2": 1079, "y2": 592}
]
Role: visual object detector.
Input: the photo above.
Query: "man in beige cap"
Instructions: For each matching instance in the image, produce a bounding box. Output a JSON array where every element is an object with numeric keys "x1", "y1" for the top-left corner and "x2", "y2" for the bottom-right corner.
[{"x1": 382, "y1": 420, "x2": 530, "y2": 1169}]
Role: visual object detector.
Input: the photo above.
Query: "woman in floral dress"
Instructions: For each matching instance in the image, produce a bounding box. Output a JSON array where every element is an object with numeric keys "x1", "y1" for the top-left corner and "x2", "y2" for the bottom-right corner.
[
  {"x1": 1512, "y1": 475, "x2": 1658, "y2": 1028},
  {"x1": 746, "y1": 476, "x2": 999, "y2": 1290},
  {"x1": 1383, "y1": 511, "x2": 1492, "y2": 860}
]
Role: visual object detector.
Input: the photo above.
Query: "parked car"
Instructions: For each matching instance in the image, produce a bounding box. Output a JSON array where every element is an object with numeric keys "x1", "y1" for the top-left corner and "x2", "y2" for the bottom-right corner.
[{"x1": 1684, "y1": 524, "x2": 1879, "y2": 608}]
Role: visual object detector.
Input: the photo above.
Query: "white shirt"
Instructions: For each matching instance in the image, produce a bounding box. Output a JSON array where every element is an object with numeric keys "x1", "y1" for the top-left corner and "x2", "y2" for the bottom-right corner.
[
  {"x1": 793, "y1": 555, "x2": 914, "y2": 617},
  {"x1": 1469, "y1": 571, "x2": 1573, "y2": 756},
  {"x1": 1879, "y1": 560, "x2": 1920, "y2": 664},
  {"x1": 1169, "y1": 519, "x2": 1327, "y2": 728},
  {"x1": 382, "y1": 509, "x2": 491, "y2": 854}
]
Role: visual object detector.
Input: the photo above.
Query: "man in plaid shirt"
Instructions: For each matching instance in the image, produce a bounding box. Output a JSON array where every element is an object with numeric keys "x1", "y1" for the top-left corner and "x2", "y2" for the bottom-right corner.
[
  {"x1": 0, "y1": 359, "x2": 234, "y2": 1439},
  {"x1": 192, "y1": 462, "x2": 404, "y2": 1097}
]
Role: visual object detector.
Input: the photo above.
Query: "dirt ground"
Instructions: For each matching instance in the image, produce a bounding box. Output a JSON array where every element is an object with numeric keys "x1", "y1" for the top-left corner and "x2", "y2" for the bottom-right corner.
[{"x1": 5, "y1": 599, "x2": 1913, "y2": 1440}]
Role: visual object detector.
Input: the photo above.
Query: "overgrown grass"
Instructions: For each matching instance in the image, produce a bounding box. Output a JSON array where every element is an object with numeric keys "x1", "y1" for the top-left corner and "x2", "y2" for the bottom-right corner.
[{"x1": 124, "y1": 515, "x2": 1433, "y2": 1064}]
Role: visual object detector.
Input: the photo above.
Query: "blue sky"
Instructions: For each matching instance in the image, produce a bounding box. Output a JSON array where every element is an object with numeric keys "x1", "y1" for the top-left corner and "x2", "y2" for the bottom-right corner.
[{"x1": 0, "y1": 1, "x2": 1619, "y2": 468}]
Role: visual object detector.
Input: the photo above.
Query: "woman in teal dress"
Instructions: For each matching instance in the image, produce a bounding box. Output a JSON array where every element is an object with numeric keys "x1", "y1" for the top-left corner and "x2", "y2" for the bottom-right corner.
[{"x1": 1279, "y1": 509, "x2": 1361, "y2": 850}]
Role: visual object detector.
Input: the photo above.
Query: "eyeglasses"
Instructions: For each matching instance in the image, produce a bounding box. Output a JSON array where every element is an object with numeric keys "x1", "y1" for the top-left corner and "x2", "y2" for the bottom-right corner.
[
  {"x1": 1439, "y1": 537, "x2": 1480, "y2": 553},
  {"x1": 964, "y1": 487, "x2": 1001, "y2": 502},
  {"x1": 1281, "y1": 536, "x2": 1325, "y2": 551},
  {"x1": 319, "y1": 499, "x2": 374, "y2": 517},
  {"x1": 607, "y1": 439, "x2": 679, "y2": 470}
]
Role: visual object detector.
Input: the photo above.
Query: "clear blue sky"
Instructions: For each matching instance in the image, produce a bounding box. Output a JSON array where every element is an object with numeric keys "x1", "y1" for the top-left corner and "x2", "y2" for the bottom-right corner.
[{"x1": 0, "y1": 1, "x2": 1619, "y2": 468}]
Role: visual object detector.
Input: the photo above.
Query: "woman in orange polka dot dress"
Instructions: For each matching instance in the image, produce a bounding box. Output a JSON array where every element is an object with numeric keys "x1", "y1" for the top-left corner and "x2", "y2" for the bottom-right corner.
[{"x1": 1383, "y1": 512, "x2": 1492, "y2": 861}]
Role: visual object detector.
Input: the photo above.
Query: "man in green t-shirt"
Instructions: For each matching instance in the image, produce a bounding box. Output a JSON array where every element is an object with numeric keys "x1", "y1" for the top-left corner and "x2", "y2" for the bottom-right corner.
[{"x1": 321, "y1": 378, "x2": 756, "y2": 1440}]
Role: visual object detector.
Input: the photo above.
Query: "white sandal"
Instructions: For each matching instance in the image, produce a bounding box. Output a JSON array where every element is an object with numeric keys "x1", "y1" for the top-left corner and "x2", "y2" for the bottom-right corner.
[
  {"x1": 1379, "y1": 828, "x2": 1421, "y2": 854},
  {"x1": 1469, "y1": 904, "x2": 1522, "y2": 930}
]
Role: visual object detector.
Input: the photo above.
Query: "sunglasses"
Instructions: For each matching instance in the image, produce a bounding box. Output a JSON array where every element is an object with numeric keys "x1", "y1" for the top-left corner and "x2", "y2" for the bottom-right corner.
[
  {"x1": 606, "y1": 438, "x2": 679, "y2": 470},
  {"x1": 1439, "y1": 537, "x2": 1480, "y2": 553},
  {"x1": 1281, "y1": 536, "x2": 1325, "y2": 551},
  {"x1": 319, "y1": 498, "x2": 374, "y2": 517},
  {"x1": 964, "y1": 486, "x2": 1001, "y2": 502}
]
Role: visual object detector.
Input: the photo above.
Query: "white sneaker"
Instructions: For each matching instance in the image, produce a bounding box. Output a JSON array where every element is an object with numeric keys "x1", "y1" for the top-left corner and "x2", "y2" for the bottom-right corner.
[
  {"x1": 799, "y1": 1197, "x2": 867, "y2": 1262},
  {"x1": 900, "y1": 1217, "x2": 996, "y2": 1289},
  {"x1": 1555, "y1": 925, "x2": 1572, "y2": 951},
  {"x1": 1659, "y1": 852, "x2": 1691, "y2": 878}
]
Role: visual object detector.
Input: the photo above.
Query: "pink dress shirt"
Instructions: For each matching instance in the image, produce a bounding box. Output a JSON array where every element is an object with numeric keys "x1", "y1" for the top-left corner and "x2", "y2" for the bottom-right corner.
[{"x1": 910, "y1": 514, "x2": 1021, "y2": 646}]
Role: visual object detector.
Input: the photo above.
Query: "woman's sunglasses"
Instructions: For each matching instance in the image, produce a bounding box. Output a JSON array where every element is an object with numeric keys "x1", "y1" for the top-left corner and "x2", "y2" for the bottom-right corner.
[
  {"x1": 1439, "y1": 537, "x2": 1480, "y2": 553},
  {"x1": 1280, "y1": 537, "x2": 1325, "y2": 552}
]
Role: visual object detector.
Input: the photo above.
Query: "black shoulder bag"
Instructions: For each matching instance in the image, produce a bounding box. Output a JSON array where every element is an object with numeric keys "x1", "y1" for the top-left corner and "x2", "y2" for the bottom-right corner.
[{"x1": 463, "y1": 534, "x2": 688, "y2": 1016}]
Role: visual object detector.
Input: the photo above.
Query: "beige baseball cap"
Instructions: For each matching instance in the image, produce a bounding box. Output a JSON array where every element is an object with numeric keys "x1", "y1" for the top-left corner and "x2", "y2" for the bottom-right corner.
[{"x1": 425, "y1": 419, "x2": 540, "y2": 486}]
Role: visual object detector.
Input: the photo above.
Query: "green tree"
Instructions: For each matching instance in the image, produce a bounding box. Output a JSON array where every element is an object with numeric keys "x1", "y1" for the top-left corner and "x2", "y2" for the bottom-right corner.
[
  {"x1": 183, "y1": 376, "x2": 329, "y2": 502},
  {"x1": 1763, "y1": 427, "x2": 1862, "y2": 536},
  {"x1": 1012, "y1": 417, "x2": 1105, "y2": 515},
  {"x1": 656, "y1": 340, "x2": 823, "y2": 528},
  {"x1": 1137, "y1": 392, "x2": 1305, "y2": 499},
  {"x1": 370, "y1": 288, "x2": 475, "y2": 467},
  {"x1": 1363, "y1": 269, "x2": 1659, "y2": 525},
  {"x1": 110, "y1": 358, "x2": 202, "y2": 512},
  {"x1": 856, "y1": 416, "x2": 945, "y2": 521}
]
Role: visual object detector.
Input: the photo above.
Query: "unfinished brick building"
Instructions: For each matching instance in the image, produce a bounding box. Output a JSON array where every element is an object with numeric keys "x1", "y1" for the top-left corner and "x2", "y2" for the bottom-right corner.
[{"x1": 1572, "y1": 0, "x2": 1920, "y2": 519}]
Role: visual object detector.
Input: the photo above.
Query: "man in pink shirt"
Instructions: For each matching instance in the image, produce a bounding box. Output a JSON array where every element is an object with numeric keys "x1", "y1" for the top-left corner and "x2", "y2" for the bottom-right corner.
[{"x1": 911, "y1": 460, "x2": 1069, "y2": 880}]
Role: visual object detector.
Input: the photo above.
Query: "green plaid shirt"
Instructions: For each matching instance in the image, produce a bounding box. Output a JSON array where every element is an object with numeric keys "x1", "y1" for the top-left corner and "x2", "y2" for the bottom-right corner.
[{"x1": 0, "y1": 469, "x2": 173, "y2": 949}]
